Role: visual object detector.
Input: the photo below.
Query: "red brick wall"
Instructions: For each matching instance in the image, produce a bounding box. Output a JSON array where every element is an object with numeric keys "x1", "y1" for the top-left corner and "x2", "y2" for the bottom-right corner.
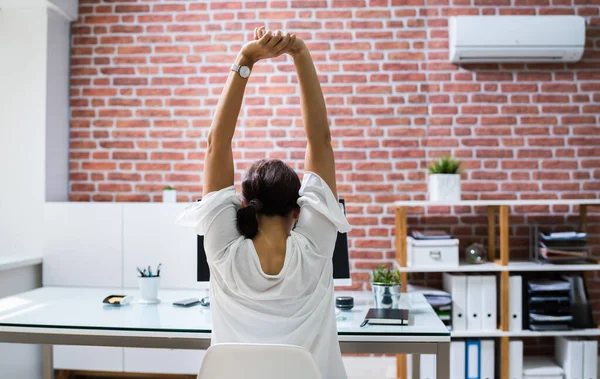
[{"x1": 69, "y1": 1, "x2": 599, "y2": 297}]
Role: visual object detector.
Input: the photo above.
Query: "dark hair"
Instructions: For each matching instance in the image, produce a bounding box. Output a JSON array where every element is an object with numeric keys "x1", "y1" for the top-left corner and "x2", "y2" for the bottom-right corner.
[{"x1": 237, "y1": 159, "x2": 301, "y2": 239}]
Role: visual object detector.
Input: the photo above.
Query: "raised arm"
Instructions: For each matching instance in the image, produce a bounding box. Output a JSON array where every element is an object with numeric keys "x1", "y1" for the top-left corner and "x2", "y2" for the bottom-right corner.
[
  {"x1": 203, "y1": 27, "x2": 295, "y2": 196},
  {"x1": 289, "y1": 40, "x2": 338, "y2": 198}
]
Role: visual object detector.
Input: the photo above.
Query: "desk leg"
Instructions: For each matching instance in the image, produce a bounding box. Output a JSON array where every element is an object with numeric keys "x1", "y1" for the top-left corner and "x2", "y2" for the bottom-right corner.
[
  {"x1": 411, "y1": 354, "x2": 420, "y2": 379},
  {"x1": 436, "y1": 342, "x2": 450, "y2": 379},
  {"x1": 43, "y1": 345, "x2": 54, "y2": 379}
]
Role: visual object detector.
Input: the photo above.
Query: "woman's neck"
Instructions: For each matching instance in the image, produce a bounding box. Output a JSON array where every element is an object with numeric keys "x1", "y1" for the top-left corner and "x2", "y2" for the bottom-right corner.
[{"x1": 254, "y1": 215, "x2": 290, "y2": 250}]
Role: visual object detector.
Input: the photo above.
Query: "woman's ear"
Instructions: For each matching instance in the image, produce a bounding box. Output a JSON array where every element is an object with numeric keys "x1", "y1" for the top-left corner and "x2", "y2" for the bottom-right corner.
[
  {"x1": 241, "y1": 200, "x2": 247, "y2": 208},
  {"x1": 293, "y1": 208, "x2": 301, "y2": 220}
]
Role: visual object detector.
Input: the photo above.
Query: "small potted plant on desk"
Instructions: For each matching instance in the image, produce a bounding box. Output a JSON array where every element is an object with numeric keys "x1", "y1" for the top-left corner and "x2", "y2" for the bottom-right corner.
[
  {"x1": 371, "y1": 264, "x2": 402, "y2": 309},
  {"x1": 162, "y1": 185, "x2": 177, "y2": 203},
  {"x1": 428, "y1": 156, "x2": 462, "y2": 202}
]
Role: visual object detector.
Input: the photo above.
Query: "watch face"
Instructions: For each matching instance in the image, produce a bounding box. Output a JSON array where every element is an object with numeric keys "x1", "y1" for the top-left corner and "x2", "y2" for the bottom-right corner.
[{"x1": 239, "y1": 66, "x2": 251, "y2": 78}]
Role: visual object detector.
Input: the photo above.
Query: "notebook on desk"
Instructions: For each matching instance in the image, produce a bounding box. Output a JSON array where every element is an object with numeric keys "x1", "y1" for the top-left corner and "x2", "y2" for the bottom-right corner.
[{"x1": 363, "y1": 308, "x2": 409, "y2": 326}]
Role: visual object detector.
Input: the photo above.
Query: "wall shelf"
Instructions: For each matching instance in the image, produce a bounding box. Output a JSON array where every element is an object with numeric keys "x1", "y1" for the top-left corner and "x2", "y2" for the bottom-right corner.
[
  {"x1": 394, "y1": 199, "x2": 600, "y2": 207},
  {"x1": 450, "y1": 328, "x2": 600, "y2": 338},
  {"x1": 394, "y1": 200, "x2": 599, "y2": 379},
  {"x1": 451, "y1": 330, "x2": 506, "y2": 338},
  {"x1": 398, "y1": 261, "x2": 600, "y2": 273}
]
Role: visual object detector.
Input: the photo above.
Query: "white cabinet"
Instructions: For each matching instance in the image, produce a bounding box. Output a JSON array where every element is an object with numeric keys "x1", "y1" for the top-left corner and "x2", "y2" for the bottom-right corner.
[
  {"x1": 122, "y1": 204, "x2": 198, "y2": 289},
  {"x1": 124, "y1": 348, "x2": 204, "y2": 375},
  {"x1": 54, "y1": 346, "x2": 123, "y2": 372},
  {"x1": 43, "y1": 202, "x2": 205, "y2": 375},
  {"x1": 43, "y1": 203, "x2": 123, "y2": 287}
]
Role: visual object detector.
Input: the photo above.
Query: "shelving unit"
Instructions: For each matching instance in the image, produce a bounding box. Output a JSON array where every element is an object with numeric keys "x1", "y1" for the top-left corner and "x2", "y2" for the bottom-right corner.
[{"x1": 394, "y1": 199, "x2": 600, "y2": 379}]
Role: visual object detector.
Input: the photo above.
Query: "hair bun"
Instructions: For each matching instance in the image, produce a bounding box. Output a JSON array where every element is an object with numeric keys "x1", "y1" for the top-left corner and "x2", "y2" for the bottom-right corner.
[{"x1": 249, "y1": 198, "x2": 263, "y2": 212}]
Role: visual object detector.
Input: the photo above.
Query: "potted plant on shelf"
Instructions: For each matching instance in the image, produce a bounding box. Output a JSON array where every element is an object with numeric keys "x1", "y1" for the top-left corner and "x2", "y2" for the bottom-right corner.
[
  {"x1": 162, "y1": 186, "x2": 177, "y2": 203},
  {"x1": 428, "y1": 156, "x2": 462, "y2": 202},
  {"x1": 371, "y1": 264, "x2": 402, "y2": 309}
]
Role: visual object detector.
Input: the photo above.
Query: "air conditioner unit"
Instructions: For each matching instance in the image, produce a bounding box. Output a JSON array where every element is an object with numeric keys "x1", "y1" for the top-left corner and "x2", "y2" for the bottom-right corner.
[{"x1": 449, "y1": 16, "x2": 586, "y2": 63}]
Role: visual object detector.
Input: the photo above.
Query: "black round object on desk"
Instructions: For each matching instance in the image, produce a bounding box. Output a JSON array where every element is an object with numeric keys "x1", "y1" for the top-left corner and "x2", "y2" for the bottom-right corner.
[{"x1": 335, "y1": 296, "x2": 354, "y2": 310}]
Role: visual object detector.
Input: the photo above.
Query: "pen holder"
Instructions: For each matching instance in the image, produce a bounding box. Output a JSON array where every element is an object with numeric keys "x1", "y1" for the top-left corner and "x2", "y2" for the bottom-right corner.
[{"x1": 138, "y1": 276, "x2": 161, "y2": 304}]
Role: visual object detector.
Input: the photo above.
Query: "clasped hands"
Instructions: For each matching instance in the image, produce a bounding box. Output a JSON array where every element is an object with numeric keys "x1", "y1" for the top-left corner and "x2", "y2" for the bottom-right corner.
[{"x1": 240, "y1": 26, "x2": 306, "y2": 65}]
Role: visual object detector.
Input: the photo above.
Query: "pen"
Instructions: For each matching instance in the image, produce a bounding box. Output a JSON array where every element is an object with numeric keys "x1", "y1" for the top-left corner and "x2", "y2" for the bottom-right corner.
[
  {"x1": 142, "y1": 268, "x2": 147, "y2": 277},
  {"x1": 148, "y1": 265, "x2": 152, "y2": 277},
  {"x1": 137, "y1": 267, "x2": 145, "y2": 277},
  {"x1": 360, "y1": 320, "x2": 369, "y2": 328},
  {"x1": 156, "y1": 263, "x2": 162, "y2": 277}
]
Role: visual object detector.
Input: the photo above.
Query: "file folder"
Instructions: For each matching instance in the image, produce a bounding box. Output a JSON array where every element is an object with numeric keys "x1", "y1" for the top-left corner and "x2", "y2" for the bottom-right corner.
[
  {"x1": 443, "y1": 273, "x2": 467, "y2": 331},
  {"x1": 467, "y1": 276, "x2": 482, "y2": 330},
  {"x1": 509, "y1": 275, "x2": 523, "y2": 331},
  {"x1": 481, "y1": 275, "x2": 497, "y2": 331},
  {"x1": 466, "y1": 340, "x2": 481, "y2": 379},
  {"x1": 583, "y1": 340, "x2": 597, "y2": 379},
  {"x1": 450, "y1": 341, "x2": 466, "y2": 379},
  {"x1": 509, "y1": 340, "x2": 523, "y2": 379},
  {"x1": 480, "y1": 340, "x2": 494, "y2": 379},
  {"x1": 420, "y1": 354, "x2": 436, "y2": 379},
  {"x1": 555, "y1": 337, "x2": 583, "y2": 379}
]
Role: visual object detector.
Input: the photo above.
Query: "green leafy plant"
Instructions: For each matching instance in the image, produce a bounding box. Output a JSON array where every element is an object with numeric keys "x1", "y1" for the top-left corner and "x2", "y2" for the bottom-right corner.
[
  {"x1": 428, "y1": 156, "x2": 461, "y2": 175},
  {"x1": 372, "y1": 264, "x2": 401, "y2": 286},
  {"x1": 163, "y1": 186, "x2": 176, "y2": 191}
]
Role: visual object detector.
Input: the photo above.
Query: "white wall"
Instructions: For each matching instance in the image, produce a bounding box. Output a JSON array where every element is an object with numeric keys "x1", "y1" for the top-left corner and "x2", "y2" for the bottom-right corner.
[
  {"x1": 0, "y1": 2, "x2": 48, "y2": 260},
  {"x1": 0, "y1": 1, "x2": 76, "y2": 378}
]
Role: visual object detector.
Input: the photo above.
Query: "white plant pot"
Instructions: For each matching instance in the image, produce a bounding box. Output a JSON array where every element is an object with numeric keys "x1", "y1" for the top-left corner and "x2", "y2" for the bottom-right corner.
[
  {"x1": 428, "y1": 174, "x2": 461, "y2": 202},
  {"x1": 162, "y1": 190, "x2": 177, "y2": 203}
]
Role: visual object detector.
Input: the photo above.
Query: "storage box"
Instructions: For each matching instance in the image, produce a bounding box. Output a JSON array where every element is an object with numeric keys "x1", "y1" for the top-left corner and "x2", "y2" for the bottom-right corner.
[{"x1": 406, "y1": 237, "x2": 459, "y2": 268}]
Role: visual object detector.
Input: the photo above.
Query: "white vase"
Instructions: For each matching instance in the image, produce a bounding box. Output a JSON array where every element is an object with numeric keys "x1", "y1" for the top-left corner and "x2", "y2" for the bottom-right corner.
[
  {"x1": 162, "y1": 190, "x2": 177, "y2": 203},
  {"x1": 428, "y1": 174, "x2": 461, "y2": 202}
]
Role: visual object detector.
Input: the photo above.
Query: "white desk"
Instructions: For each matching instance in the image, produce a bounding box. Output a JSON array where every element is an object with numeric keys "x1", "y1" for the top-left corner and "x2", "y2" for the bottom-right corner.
[{"x1": 0, "y1": 287, "x2": 450, "y2": 379}]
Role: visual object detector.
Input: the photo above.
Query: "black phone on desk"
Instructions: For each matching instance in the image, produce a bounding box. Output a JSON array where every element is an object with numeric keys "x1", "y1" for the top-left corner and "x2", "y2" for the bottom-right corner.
[{"x1": 173, "y1": 298, "x2": 201, "y2": 307}]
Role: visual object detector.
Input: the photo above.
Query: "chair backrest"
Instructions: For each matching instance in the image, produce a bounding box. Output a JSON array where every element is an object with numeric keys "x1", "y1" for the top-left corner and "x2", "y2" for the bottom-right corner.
[{"x1": 197, "y1": 343, "x2": 322, "y2": 379}]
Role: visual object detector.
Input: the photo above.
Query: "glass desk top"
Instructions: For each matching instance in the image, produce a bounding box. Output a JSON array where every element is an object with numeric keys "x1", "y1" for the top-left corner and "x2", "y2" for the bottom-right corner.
[{"x1": 0, "y1": 287, "x2": 450, "y2": 338}]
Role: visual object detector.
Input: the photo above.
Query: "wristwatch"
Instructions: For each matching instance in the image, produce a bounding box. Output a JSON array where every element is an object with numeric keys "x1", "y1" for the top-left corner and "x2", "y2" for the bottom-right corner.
[{"x1": 231, "y1": 64, "x2": 251, "y2": 79}]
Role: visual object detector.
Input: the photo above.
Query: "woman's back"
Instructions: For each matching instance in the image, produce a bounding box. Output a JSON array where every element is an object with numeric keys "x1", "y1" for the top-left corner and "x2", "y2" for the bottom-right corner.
[{"x1": 177, "y1": 172, "x2": 352, "y2": 379}]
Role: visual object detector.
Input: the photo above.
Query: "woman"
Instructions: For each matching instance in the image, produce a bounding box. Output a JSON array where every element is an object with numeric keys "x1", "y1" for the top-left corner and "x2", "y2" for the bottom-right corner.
[{"x1": 177, "y1": 26, "x2": 351, "y2": 379}]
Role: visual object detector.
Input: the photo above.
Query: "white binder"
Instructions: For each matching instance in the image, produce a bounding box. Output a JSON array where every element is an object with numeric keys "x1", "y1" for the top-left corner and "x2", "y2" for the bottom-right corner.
[
  {"x1": 583, "y1": 340, "x2": 597, "y2": 379},
  {"x1": 450, "y1": 341, "x2": 466, "y2": 379},
  {"x1": 555, "y1": 337, "x2": 583, "y2": 379},
  {"x1": 420, "y1": 354, "x2": 437, "y2": 379},
  {"x1": 509, "y1": 340, "x2": 523, "y2": 379},
  {"x1": 509, "y1": 276, "x2": 522, "y2": 332},
  {"x1": 443, "y1": 273, "x2": 467, "y2": 331},
  {"x1": 467, "y1": 276, "x2": 482, "y2": 330},
  {"x1": 481, "y1": 275, "x2": 497, "y2": 331},
  {"x1": 480, "y1": 340, "x2": 495, "y2": 379}
]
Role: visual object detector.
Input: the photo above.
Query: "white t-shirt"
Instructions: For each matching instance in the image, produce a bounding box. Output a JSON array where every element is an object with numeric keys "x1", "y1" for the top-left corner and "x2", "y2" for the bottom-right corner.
[{"x1": 176, "y1": 172, "x2": 352, "y2": 379}]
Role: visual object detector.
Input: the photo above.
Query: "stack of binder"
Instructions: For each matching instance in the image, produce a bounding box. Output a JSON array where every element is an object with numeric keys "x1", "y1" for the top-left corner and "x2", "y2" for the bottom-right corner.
[
  {"x1": 414, "y1": 340, "x2": 495, "y2": 379},
  {"x1": 555, "y1": 337, "x2": 598, "y2": 379},
  {"x1": 443, "y1": 274, "x2": 497, "y2": 332},
  {"x1": 407, "y1": 284, "x2": 452, "y2": 329},
  {"x1": 526, "y1": 279, "x2": 572, "y2": 331},
  {"x1": 448, "y1": 340, "x2": 495, "y2": 379}
]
